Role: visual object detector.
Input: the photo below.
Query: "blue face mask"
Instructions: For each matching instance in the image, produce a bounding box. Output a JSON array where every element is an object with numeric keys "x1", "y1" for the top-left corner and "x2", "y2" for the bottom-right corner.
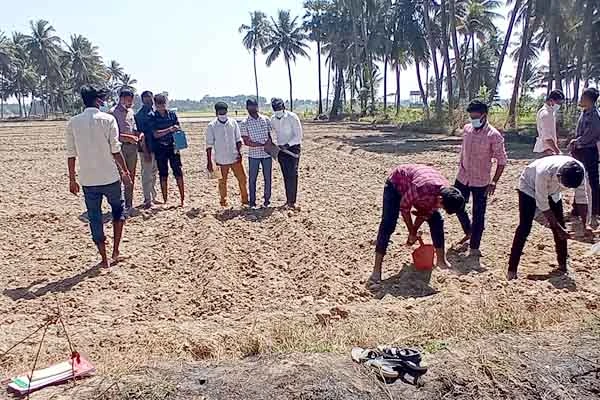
[{"x1": 471, "y1": 117, "x2": 484, "y2": 129}]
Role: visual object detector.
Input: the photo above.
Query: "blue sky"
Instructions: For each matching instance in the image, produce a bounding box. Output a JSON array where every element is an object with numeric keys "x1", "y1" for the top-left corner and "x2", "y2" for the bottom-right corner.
[{"x1": 2, "y1": 0, "x2": 516, "y2": 102}]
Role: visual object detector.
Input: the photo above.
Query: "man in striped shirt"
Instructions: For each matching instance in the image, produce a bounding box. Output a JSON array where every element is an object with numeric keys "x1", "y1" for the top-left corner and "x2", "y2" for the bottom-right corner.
[
  {"x1": 370, "y1": 164, "x2": 465, "y2": 284},
  {"x1": 241, "y1": 99, "x2": 273, "y2": 208}
]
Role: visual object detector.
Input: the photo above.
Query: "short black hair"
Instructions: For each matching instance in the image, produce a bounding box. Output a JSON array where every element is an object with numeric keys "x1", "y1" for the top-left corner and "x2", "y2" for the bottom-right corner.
[
  {"x1": 466, "y1": 100, "x2": 489, "y2": 114},
  {"x1": 440, "y1": 187, "x2": 465, "y2": 215},
  {"x1": 154, "y1": 94, "x2": 167, "y2": 105},
  {"x1": 558, "y1": 161, "x2": 585, "y2": 188},
  {"x1": 80, "y1": 84, "x2": 110, "y2": 108},
  {"x1": 271, "y1": 98, "x2": 285, "y2": 110},
  {"x1": 246, "y1": 98, "x2": 258, "y2": 107},
  {"x1": 215, "y1": 102, "x2": 228, "y2": 112},
  {"x1": 582, "y1": 87, "x2": 599, "y2": 104},
  {"x1": 119, "y1": 88, "x2": 134, "y2": 98},
  {"x1": 141, "y1": 90, "x2": 153, "y2": 99},
  {"x1": 547, "y1": 89, "x2": 565, "y2": 102}
]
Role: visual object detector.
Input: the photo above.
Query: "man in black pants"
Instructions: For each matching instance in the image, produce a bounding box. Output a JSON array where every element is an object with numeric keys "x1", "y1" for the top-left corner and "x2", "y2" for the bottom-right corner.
[
  {"x1": 569, "y1": 87, "x2": 600, "y2": 227},
  {"x1": 507, "y1": 156, "x2": 593, "y2": 280},
  {"x1": 270, "y1": 98, "x2": 302, "y2": 208}
]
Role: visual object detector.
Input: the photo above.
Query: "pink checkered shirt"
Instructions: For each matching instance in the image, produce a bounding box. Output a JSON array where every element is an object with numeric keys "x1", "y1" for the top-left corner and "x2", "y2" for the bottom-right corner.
[
  {"x1": 388, "y1": 164, "x2": 449, "y2": 218},
  {"x1": 456, "y1": 123, "x2": 508, "y2": 187}
]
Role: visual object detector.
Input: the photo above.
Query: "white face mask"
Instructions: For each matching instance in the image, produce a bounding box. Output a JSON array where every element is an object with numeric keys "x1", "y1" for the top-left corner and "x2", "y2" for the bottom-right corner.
[
  {"x1": 217, "y1": 115, "x2": 228, "y2": 123},
  {"x1": 99, "y1": 102, "x2": 109, "y2": 112},
  {"x1": 274, "y1": 110, "x2": 285, "y2": 119},
  {"x1": 470, "y1": 118, "x2": 484, "y2": 129},
  {"x1": 552, "y1": 104, "x2": 561, "y2": 112}
]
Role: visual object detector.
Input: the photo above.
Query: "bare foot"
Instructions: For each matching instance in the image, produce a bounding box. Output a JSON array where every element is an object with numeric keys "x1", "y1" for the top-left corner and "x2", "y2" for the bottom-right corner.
[
  {"x1": 436, "y1": 258, "x2": 451, "y2": 269},
  {"x1": 457, "y1": 234, "x2": 471, "y2": 245},
  {"x1": 506, "y1": 270, "x2": 517, "y2": 281},
  {"x1": 99, "y1": 260, "x2": 110, "y2": 269},
  {"x1": 468, "y1": 249, "x2": 482, "y2": 258},
  {"x1": 367, "y1": 271, "x2": 382, "y2": 287}
]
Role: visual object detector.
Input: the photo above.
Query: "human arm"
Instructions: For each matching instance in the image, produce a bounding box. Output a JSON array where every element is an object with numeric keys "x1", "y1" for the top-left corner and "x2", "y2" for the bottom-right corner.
[
  {"x1": 572, "y1": 111, "x2": 600, "y2": 149},
  {"x1": 235, "y1": 122, "x2": 243, "y2": 160},
  {"x1": 291, "y1": 113, "x2": 303, "y2": 143},
  {"x1": 206, "y1": 148, "x2": 214, "y2": 172},
  {"x1": 539, "y1": 110, "x2": 561, "y2": 154},
  {"x1": 535, "y1": 169, "x2": 570, "y2": 240},
  {"x1": 487, "y1": 133, "x2": 508, "y2": 196},
  {"x1": 65, "y1": 121, "x2": 80, "y2": 194},
  {"x1": 107, "y1": 119, "x2": 131, "y2": 185},
  {"x1": 206, "y1": 124, "x2": 215, "y2": 171},
  {"x1": 574, "y1": 176, "x2": 593, "y2": 235}
]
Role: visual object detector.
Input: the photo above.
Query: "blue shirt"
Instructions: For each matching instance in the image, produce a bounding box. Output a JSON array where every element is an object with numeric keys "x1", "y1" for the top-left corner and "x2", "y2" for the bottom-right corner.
[
  {"x1": 135, "y1": 105, "x2": 155, "y2": 152},
  {"x1": 151, "y1": 110, "x2": 179, "y2": 148}
]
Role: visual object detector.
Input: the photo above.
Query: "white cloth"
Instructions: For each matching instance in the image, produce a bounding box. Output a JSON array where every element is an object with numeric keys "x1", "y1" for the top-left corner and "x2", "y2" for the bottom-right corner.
[
  {"x1": 518, "y1": 155, "x2": 590, "y2": 212},
  {"x1": 533, "y1": 104, "x2": 557, "y2": 153},
  {"x1": 205, "y1": 117, "x2": 242, "y2": 165},
  {"x1": 65, "y1": 108, "x2": 122, "y2": 187},
  {"x1": 270, "y1": 110, "x2": 303, "y2": 146}
]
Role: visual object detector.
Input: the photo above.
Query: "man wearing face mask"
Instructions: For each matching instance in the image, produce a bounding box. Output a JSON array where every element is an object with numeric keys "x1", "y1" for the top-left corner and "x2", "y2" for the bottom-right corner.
[
  {"x1": 110, "y1": 88, "x2": 139, "y2": 213},
  {"x1": 206, "y1": 102, "x2": 249, "y2": 207},
  {"x1": 241, "y1": 98, "x2": 273, "y2": 208},
  {"x1": 454, "y1": 100, "x2": 507, "y2": 257},
  {"x1": 270, "y1": 98, "x2": 303, "y2": 209},
  {"x1": 65, "y1": 85, "x2": 132, "y2": 268},
  {"x1": 534, "y1": 90, "x2": 565, "y2": 157},
  {"x1": 569, "y1": 88, "x2": 600, "y2": 227}
]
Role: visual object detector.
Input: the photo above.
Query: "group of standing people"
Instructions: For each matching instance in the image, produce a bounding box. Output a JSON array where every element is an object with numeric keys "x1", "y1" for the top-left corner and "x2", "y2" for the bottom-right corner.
[
  {"x1": 66, "y1": 85, "x2": 303, "y2": 268},
  {"x1": 370, "y1": 88, "x2": 600, "y2": 284}
]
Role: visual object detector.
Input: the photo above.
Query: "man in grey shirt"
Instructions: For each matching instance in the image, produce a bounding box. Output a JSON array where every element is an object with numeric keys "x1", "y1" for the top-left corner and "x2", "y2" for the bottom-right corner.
[{"x1": 569, "y1": 87, "x2": 600, "y2": 225}]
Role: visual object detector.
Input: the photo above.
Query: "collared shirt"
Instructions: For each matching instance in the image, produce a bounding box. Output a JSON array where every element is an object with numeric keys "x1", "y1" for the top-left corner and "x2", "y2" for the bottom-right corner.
[
  {"x1": 574, "y1": 107, "x2": 600, "y2": 149},
  {"x1": 388, "y1": 164, "x2": 449, "y2": 218},
  {"x1": 457, "y1": 123, "x2": 508, "y2": 187},
  {"x1": 206, "y1": 117, "x2": 242, "y2": 165},
  {"x1": 270, "y1": 111, "x2": 303, "y2": 146},
  {"x1": 534, "y1": 104, "x2": 557, "y2": 153},
  {"x1": 135, "y1": 105, "x2": 155, "y2": 152},
  {"x1": 151, "y1": 110, "x2": 179, "y2": 147},
  {"x1": 65, "y1": 108, "x2": 122, "y2": 187},
  {"x1": 110, "y1": 104, "x2": 137, "y2": 135},
  {"x1": 240, "y1": 114, "x2": 272, "y2": 159},
  {"x1": 518, "y1": 155, "x2": 589, "y2": 212}
]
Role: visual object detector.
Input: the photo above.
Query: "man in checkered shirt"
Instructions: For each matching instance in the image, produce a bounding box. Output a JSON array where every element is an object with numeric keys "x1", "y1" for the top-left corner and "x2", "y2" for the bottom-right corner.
[
  {"x1": 369, "y1": 164, "x2": 465, "y2": 285},
  {"x1": 241, "y1": 99, "x2": 273, "y2": 208}
]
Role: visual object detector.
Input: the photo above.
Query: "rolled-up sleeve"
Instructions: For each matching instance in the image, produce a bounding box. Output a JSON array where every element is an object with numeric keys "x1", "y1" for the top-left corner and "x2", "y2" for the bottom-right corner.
[
  {"x1": 534, "y1": 170, "x2": 551, "y2": 212},
  {"x1": 65, "y1": 120, "x2": 77, "y2": 158},
  {"x1": 574, "y1": 175, "x2": 591, "y2": 206},
  {"x1": 492, "y1": 132, "x2": 508, "y2": 166},
  {"x1": 206, "y1": 125, "x2": 215, "y2": 148},
  {"x1": 107, "y1": 118, "x2": 122, "y2": 154}
]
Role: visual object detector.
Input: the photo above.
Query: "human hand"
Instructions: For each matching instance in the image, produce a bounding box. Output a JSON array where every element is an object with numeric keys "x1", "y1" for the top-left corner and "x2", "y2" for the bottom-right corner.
[
  {"x1": 69, "y1": 179, "x2": 80, "y2": 195},
  {"x1": 485, "y1": 182, "x2": 497, "y2": 197},
  {"x1": 407, "y1": 233, "x2": 419, "y2": 246},
  {"x1": 121, "y1": 171, "x2": 132, "y2": 187},
  {"x1": 554, "y1": 225, "x2": 573, "y2": 241},
  {"x1": 207, "y1": 162, "x2": 214, "y2": 173}
]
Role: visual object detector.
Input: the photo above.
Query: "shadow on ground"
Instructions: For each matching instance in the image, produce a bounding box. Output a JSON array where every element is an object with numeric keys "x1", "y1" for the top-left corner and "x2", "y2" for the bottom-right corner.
[
  {"x1": 369, "y1": 263, "x2": 437, "y2": 299},
  {"x1": 3, "y1": 264, "x2": 101, "y2": 301},
  {"x1": 215, "y1": 207, "x2": 276, "y2": 223}
]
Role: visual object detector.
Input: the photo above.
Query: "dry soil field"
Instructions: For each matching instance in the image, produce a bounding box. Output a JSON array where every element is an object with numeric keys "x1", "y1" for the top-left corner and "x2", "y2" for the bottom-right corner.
[{"x1": 0, "y1": 119, "x2": 599, "y2": 399}]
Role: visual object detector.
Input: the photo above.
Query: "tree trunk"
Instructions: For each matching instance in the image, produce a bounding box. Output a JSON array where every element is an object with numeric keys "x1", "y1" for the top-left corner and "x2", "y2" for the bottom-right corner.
[
  {"x1": 17, "y1": 94, "x2": 23, "y2": 118},
  {"x1": 253, "y1": 47, "x2": 259, "y2": 103},
  {"x1": 424, "y1": 0, "x2": 443, "y2": 117},
  {"x1": 573, "y1": 0, "x2": 593, "y2": 103},
  {"x1": 490, "y1": 0, "x2": 521, "y2": 102},
  {"x1": 325, "y1": 61, "x2": 331, "y2": 112},
  {"x1": 441, "y1": 0, "x2": 454, "y2": 110},
  {"x1": 330, "y1": 67, "x2": 344, "y2": 118},
  {"x1": 507, "y1": 0, "x2": 533, "y2": 128},
  {"x1": 548, "y1": 0, "x2": 562, "y2": 92},
  {"x1": 396, "y1": 63, "x2": 400, "y2": 115},
  {"x1": 317, "y1": 40, "x2": 323, "y2": 115},
  {"x1": 286, "y1": 59, "x2": 293, "y2": 112},
  {"x1": 415, "y1": 61, "x2": 429, "y2": 119},
  {"x1": 383, "y1": 56, "x2": 388, "y2": 113},
  {"x1": 448, "y1": 0, "x2": 466, "y2": 100}
]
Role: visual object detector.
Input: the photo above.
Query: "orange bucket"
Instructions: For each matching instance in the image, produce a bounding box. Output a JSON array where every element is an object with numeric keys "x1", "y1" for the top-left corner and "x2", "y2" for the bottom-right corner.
[{"x1": 412, "y1": 238, "x2": 435, "y2": 271}]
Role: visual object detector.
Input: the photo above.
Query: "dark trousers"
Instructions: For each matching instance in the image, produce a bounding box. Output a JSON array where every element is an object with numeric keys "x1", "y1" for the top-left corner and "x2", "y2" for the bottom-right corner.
[
  {"x1": 508, "y1": 191, "x2": 568, "y2": 273},
  {"x1": 375, "y1": 181, "x2": 445, "y2": 254},
  {"x1": 572, "y1": 146, "x2": 600, "y2": 216},
  {"x1": 82, "y1": 181, "x2": 125, "y2": 244},
  {"x1": 454, "y1": 180, "x2": 488, "y2": 250},
  {"x1": 278, "y1": 145, "x2": 301, "y2": 205},
  {"x1": 155, "y1": 144, "x2": 183, "y2": 178}
]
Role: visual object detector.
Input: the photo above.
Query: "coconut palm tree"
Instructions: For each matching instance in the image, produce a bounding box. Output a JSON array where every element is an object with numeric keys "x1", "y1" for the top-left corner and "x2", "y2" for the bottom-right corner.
[
  {"x1": 10, "y1": 32, "x2": 38, "y2": 117},
  {"x1": 120, "y1": 73, "x2": 138, "y2": 91},
  {"x1": 66, "y1": 35, "x2": 105, "y2": 90},
  {"x1": 263, "y1": 9, "x2": 310, "y2": 111},
  {"x1": 303, "y1": 0, "x2": 330, "y2": 115},
  {"x1": 107, "y1": 60, "x2": 124, "y2": 86},
  {"x1": 25, "y1": 20, "x2": 63, "y2": 117},
  {"x1": 0, "y1": 31, "x2": 13, "y2": 119},
  {"x1": 239, "y1": 11, "x2": 270, "y2": 103}
]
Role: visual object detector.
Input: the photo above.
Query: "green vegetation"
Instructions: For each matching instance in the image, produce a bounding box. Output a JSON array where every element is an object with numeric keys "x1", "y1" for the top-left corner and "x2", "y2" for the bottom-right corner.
[
  {"x1": 238, "y1": 0, "x2": 600, "y2": 129},
  {"x1": 0, "y1": 20, "x2": 137, "y2": 118}
]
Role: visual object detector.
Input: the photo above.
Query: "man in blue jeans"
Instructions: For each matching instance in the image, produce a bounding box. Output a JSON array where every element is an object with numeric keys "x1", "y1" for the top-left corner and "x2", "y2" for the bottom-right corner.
[
  {"x1": 66, "y1": 85, "x2": 132, "y2": 268},
  {"x1": 241, "y1": 99, "x2": 273, "y2": 207}
]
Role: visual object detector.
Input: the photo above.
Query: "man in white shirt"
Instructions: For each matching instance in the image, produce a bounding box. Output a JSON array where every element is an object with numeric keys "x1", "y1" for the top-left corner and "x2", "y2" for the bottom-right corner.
[
  {"x1": 534, "y1": 90, "x2": 565, "y2": 156},
  {"x1": 507, "y1": 155, "x2": 592, "y2": 280},
  {"x1": 65, "y1": 85, "x2": 132, "y2": 268},
  {"x1": 206, "y1": 102, "x2": 249, "y2": 207},
  {"x1": 270, "y1": 98, "x2": 303, "y2": 208}
]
